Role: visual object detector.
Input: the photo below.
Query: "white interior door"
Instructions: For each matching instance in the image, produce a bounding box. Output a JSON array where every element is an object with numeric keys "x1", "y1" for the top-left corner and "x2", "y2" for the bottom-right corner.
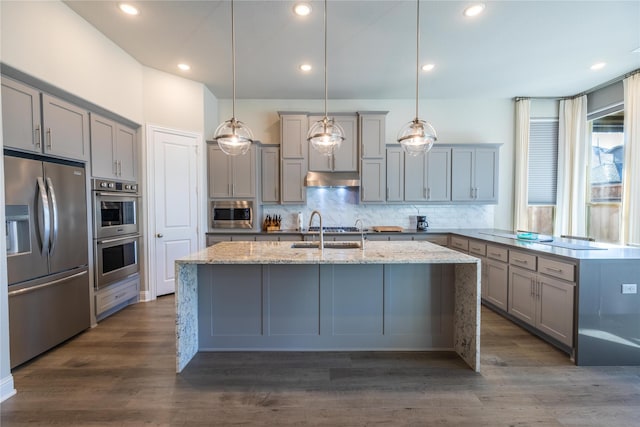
[{"x1": 152, "y1": 128, "x2": 199, "y2": 296}]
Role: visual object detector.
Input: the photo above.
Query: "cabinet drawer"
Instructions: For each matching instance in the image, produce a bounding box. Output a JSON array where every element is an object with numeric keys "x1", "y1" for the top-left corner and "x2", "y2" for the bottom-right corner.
[
  {"x1": 450, "y1": 236, "x2": 469, "y2": 252},
  {"x1": 96, "y1": 276, "x2": 139, "y2": 315},
  {"x1": 539, "y1": 257, "x2": 575, "y2": 282},
  {"x1": 486, "y1": 245, "x2": 508, "y2": 262},
  {"x1": 469, "y1": 240, "x2": 486, "y2": 256},
  {"x1": 509, "y1": 250, "x2": 537, "y2": 271},
  {"x1": 425, "y1": 235, "x2": 449, "y2": 246}
]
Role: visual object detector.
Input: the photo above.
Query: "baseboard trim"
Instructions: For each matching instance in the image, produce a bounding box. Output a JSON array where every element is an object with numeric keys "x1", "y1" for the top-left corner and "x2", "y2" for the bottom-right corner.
[
  {"x1": 139, "y1": 290, "x2": 154, "y2": 302},
  {"x1": 0, "y1": 373, "x2": 16, "y2": 402}
]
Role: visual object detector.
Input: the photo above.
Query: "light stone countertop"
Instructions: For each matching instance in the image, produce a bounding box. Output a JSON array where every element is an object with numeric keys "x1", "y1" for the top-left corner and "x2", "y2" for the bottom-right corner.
[{"x1": 177, "y1": 241, "x2": 479, "y2": 265}]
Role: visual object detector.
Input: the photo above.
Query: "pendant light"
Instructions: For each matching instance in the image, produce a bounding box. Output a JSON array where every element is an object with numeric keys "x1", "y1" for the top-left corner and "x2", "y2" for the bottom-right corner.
[
  {"x1": 213, "y1": 0, "x2": 253, "y2": 156},
  {"x1": 307, "y1": 0, "x2": 344, "y2": 157},
  {"x1": 397, "y1": 0, "x2": 437, "y2": 156}
]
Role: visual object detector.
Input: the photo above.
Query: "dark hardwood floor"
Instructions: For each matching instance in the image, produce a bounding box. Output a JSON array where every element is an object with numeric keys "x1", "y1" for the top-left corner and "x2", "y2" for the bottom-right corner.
[{"x1": 2, "y1": 295, "x2": 639, "y2": 426}]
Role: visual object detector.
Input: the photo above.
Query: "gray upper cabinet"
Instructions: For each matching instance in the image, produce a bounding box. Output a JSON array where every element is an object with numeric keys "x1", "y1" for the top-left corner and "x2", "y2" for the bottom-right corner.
[
  {"x1": 279, "y1": 112, "x2": 308, "y2": 204},
  {"x1": 90, "y1": 114, "x2": 137, "y2": 181},
  {"x1": 360, "y1": 160, "x2": 386, "y2": 203},
  {"x1": 359, "y1": 112, "x2": 387, "y2": 159},
  {"x1": 281, "y1": 158, "x2": 306, "y2": 204},
  {"x1": 208, "y1": 144, "x2": 256, "y2": 199},
  {"x1": 1, "y1": 76, "x2": 42, "y2": 154},
  {"x1": 386, "y1": 146, "x2": 404, "y2": 202},
  {"x1": 451, "y1": 146, "x2": 499, "y2": 203},
  {"x1": 359, "y1": 112, "x2": 387, "y2": 204},
  {"x1": 260, "y1": 146, "x2": 280, "y2": 204},
  {"x1": 42, "y1": 94, "x2": 89, "y2": 161},
  {"x1": 2, "y1": 77, "x2": 89, "y2": 162},
  {"x1": 280, "y1": 113, "x2": 308, "y2": 159},
  {"x1": 308, "y1": 114, "x2": 357, "y2": 172},
  {"x1": 392, "y1": 146, "x2": 451, "y2": 203}
]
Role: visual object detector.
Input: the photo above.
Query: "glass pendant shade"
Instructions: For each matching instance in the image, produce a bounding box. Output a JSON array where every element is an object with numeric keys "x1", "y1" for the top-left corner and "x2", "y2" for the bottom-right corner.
[
  {"x1": 307, "y1": 117, "x2": 344, "y2": 156},
  {"x1": 214, "y1": 117, "x2": 253, "y2": 156},
  {"x1": 397, "y1": 119, "x2": 437, "y2": 156}
]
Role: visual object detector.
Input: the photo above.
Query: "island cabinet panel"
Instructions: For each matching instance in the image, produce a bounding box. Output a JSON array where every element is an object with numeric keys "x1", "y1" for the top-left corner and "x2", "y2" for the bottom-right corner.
[
  {"x1": 330, "y1": 265, "x2": 384, "y2": 335},
  {"x1": 200, "y1": 265, "x2": 263, "y2": 337},
  {"x1": 386, "y1": 264, "x2": 454, "y2": 339},
  {"x1": 197, "y1": 263, "x2": 456, "y2": 350},
  {"x1": 267, "y1": 265, "x2": 320, "y2": 336}
]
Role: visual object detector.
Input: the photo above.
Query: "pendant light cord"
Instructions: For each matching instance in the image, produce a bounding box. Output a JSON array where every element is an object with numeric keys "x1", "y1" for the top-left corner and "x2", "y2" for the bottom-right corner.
[
  {"x1": 415, "y1": 0, "x2": 420, "y2": 122},
  {"x1": 231, "y1": 0, "x2": 236, "y2": 120},
  {"x1": 323, "y1": 0, "x2": 328, "y2": 119}
]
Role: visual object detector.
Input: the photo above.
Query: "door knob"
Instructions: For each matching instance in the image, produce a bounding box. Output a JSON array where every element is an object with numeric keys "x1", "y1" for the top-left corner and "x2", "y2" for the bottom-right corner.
[{"x1": 156, "y1": 233, "x2": 163, "y2": 238}]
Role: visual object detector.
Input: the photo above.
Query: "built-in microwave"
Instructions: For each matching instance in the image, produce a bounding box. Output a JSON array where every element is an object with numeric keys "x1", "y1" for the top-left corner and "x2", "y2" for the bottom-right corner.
[{"x1": 211, "y1": 200, "x2": 253, "y2": 229}]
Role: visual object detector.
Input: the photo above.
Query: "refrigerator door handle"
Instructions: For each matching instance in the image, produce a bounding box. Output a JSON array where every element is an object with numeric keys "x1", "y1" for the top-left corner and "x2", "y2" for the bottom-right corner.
[
  {"x1": 46, "y1": 177, "x2": 59, "y2": 255},
  {"x1": 36, "y1": 177, "x2": 51, "y2": 255}
]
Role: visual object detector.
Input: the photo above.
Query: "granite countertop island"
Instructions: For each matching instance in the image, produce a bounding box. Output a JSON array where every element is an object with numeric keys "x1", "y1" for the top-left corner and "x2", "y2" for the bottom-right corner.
[{"x1": 175, "y1": 241, "x2": 481, "y2": 373}]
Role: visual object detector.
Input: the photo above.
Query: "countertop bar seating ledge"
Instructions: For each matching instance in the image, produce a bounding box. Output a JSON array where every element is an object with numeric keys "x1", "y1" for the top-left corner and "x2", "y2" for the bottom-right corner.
[{"x1": 175, "y1": 241, "x2": 481, "y2": 373}]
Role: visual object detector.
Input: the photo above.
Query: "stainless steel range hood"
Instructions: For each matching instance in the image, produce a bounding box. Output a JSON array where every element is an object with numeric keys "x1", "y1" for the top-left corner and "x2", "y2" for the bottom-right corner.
[{"x1": 304, "y1": 171, "x2": 360, "y2": 187}]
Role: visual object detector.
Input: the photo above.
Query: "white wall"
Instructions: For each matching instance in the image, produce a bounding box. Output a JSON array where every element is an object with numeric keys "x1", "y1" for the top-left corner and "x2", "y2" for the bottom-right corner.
[
  {"x1": 219, "y1": 98, "x2": 515, "y2": 229},
  {"x1": 0, "y1": 0, "x2": 144, "y2": 123}
]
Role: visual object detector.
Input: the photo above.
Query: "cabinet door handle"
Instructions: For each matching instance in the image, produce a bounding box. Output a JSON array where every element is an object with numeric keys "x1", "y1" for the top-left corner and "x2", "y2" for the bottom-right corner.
[
  {"x1": 513, "y1": 258, "x2": 528, "y2": 265},
  {"x1": 427, "y1": 188, "x2": 431, "y2": 200},
  {"x1": 35, "y1": 125, "x2": 41, "y2": 148},
  {"x1": 531, "y1": 278, "x2": 535, "y2": 297},
  {"x1": 46, "y1": 128, "x2": 52, "y2": 149},
  {"x1": 545, "y1": 266, "x2": 563, "y2": 273},
  {"x1": 470, "y1": 188, "x2": 474, "y2": 198}
]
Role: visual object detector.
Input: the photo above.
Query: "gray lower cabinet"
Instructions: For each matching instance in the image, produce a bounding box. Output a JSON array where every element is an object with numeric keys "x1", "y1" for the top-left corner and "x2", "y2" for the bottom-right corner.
[
  {"x1": 2, "y1": 76, "x2": 89, "y2": 161},
  {"x1": 95, "y1": 275, "x2": 139, "y2": 320},
  {"x1": 208, "y1": 144, "x2": 256, "y2": 198},
  {"x1": 508, "y1": 264, "x2": 575, "y2": 347},
  {"x1": 451, "y1": 146, "x2": 499, "y2": 203},
  {"x1": 90, "y1": 114, "x2": 137, "y2": 181},
  {"x1": 260, "y1": 146, "x2": 280, "y2": 204},
  {"x1": 484, "y1": 258, "x2": 509, "y2": 310}
]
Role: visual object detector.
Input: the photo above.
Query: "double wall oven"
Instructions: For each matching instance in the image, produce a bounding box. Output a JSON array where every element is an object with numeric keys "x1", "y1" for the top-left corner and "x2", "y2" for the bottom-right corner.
[{"x1": 92, "y1": 179, "x2": 140, "y2": 290}]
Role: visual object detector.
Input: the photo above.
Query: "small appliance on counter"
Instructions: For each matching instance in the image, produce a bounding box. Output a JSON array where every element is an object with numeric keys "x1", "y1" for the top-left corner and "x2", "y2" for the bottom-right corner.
[{"x1": 417, "y1": 216, "x2": 428, "y2": 231}]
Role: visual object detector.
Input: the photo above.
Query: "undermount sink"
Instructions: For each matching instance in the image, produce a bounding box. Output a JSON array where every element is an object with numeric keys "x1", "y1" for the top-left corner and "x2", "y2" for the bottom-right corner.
[{"x1": 292, "y1": 241, "x2": 362, "y2": 249}]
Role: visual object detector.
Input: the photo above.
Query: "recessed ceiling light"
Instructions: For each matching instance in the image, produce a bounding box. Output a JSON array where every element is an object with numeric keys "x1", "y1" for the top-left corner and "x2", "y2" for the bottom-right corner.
[
  {"x1": 178, "y1": 63, "x2": 191, "y2": 71},
  {"x1": 421, "y1": 64, "x2": 435, "y2": 72},
  {"x1": 293, "y1": 2, "x2": 312, "y2": 17},
  {"x1": 463, "y1": 3, "x2": 485, "y2": 17},
  {"x1": 590, "y1": 62, "x2": 606, "y2": 71},
  {"x1": 118, "y1": 3, "x2": 139, "y2": 16},
  {"x1": 299, "y1": 64, "x2": 312, "y2": 72}
]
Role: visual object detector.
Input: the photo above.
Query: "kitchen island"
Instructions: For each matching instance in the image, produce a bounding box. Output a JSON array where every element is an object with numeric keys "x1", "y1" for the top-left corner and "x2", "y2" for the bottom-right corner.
[{"x1": 175, "y1": 241, "x2": 481, "y2": 373}]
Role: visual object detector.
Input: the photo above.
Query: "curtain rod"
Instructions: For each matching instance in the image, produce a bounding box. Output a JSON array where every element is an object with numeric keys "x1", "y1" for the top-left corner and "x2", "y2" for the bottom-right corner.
[{"x1": 514, "y1": 68, "x2": 640, "y2": 102}]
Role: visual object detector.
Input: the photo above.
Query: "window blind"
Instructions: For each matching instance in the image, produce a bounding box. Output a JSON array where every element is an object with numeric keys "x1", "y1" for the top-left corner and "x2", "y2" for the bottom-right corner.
[{"x1": 528, "y1": 119, "x2": 558, "y2": 205}]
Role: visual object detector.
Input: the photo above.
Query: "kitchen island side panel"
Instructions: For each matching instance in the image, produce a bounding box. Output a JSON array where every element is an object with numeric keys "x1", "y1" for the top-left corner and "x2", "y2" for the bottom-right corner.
[
  {"x1": 196, "y1": 264, "x2": 456, "y2": 351},
  {"x1": 576, "y1": 259, "x2": 640, "y2": 365}
]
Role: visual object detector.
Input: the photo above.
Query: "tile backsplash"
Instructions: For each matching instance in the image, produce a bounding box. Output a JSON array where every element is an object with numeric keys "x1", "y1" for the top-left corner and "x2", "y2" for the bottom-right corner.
[{"x1": 262, "y1": 188, "x2": 494, "y2": 230}]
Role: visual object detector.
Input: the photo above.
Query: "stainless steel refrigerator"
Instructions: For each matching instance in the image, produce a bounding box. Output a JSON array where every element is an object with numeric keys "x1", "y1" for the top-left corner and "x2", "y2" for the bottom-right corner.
[{"x1": 4, "y1": 151, "x2": 90, "y2": 368}]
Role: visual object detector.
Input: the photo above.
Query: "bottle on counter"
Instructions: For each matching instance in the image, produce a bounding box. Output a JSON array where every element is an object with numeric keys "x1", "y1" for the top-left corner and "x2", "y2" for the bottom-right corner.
[{"x1": 297, "y1": 212, "x2": 303, "y2": 231}]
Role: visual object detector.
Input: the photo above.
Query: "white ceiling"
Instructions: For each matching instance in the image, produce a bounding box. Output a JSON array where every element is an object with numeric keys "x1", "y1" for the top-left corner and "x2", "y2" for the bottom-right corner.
[{"x1": 64, "y1": 0, "x2": 640, "y2": 100}]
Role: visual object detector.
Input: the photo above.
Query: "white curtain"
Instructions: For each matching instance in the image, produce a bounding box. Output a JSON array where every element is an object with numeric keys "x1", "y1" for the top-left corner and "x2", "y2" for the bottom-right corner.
[
  {"x1": 621, "y1": 73, "x2": 640, "y2": 244},
  {"x1": 554, "y1": 95, "x2": 588, "y2": 236},
  {"x1": 513, "y1": 99, "x2": 530, "y2": 231}
]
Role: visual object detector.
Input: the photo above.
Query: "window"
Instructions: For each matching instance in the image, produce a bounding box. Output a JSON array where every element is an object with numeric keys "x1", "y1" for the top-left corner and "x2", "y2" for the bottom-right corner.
[
  {"x1": 527, "y1": 119, "x2": 558, "y2": 235},
  {"x1": 587, "y1": 110, "x2": 624, "y2": 243}
]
